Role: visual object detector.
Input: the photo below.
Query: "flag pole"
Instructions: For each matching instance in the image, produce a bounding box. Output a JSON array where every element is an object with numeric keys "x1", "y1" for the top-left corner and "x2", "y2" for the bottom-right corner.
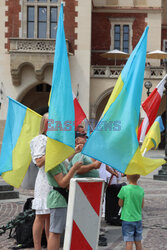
[
  {"x1": 142, "y1": 148, "x2": 147, "y2": 157},
  {"x1": 154, "y1": 79, "x2": 167, "y2": 180}
]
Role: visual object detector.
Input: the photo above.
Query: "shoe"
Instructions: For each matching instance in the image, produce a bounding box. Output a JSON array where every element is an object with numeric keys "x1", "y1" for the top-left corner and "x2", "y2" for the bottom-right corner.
[
  {"x1": 98, "y1": 240, "x2": 107, "y2": 247},
  {"x1": 98, "y1": 235, "x2": 107, "y2": 246},
  {"x1": 99, "y1": 235, "x2": 107, "y2": 241}
]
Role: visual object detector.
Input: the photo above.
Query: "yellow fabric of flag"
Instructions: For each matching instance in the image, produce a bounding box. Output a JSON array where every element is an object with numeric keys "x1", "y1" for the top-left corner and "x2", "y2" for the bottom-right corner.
[{"x1": 1, "y1": 103, "x2": 41, "y2": 188}]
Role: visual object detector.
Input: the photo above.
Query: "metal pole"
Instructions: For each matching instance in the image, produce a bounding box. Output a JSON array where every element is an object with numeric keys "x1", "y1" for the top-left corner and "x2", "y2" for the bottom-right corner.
[
  {"x1": 147, "y1": 89, "x2": 150, "y2": 97},
  {"x1": 154, "y1": 79, "x2": 167, "y2": 180}
]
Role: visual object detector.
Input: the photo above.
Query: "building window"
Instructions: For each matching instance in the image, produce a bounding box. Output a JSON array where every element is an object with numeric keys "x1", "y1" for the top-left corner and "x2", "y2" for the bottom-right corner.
[
  {"x1": 114, "y1": 25, "x2": 120, "y2": 50},
  {"x1": 163, "y1": 40, "x2": 167, "y2": 64},
  {"x1": 23, "y1": 0, "x2": 60, "y2": 39},
  {"x1": 110, "y1": 18, "x2": 134, "y2": 53},
  {"x1": 27, "y1": 7, "x2": 35, "y2": 38},
  {"x1": 38, "y1": 7, "x2": 47, "y2": 38},
  {"x1": 164, "y1": 40, "x2": 167, "y2": 52},
  {"x1": 50, "y1": 7, "x2": 58, "y2": 38},
  {"x1": 123, "y1": 25, "x2": 129, "y2": 53},
  {"x1": 114, "y1": 24, "x2": 129, "y2": 53}
]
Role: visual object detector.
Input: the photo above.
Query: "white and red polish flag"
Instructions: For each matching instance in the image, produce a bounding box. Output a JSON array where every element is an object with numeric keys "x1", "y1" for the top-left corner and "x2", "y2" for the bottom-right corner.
[
  {"x1": 72, "y1": 92, "x2": 86, "y2": 129},
  {"x1": 138, "y1": 74, "x2": 167, "y2": 142}
]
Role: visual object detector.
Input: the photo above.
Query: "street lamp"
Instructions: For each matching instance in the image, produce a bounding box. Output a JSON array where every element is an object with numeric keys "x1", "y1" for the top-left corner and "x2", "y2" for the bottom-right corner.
[
  {"x1": 144, "y1": 80, "x2": 152, "y2": 96},
  {"x1": 154, "y1": 78, "x2": 167, "y2": 180}
]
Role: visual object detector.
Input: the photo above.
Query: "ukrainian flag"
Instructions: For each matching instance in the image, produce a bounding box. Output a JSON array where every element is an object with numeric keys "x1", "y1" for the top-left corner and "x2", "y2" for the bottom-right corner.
[
  {"x1": 0, "y1": 97, "x2": 41, "y2": 188},
  {"x1": 141, "y1": 116, "x2": 164, "y2": 155},
  {"x1": 45, "y1": 4, "x2": 75, "y2": 172},
  {"x1": 82, "y1": 27, "x2": 165, "y2": 175}
]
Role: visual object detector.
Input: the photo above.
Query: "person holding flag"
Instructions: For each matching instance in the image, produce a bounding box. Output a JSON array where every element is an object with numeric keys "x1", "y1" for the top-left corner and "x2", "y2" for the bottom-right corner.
[
  {"x1": 46, "y1": 158, "x2": 82, "y2": 250},
  {"x1": 30, "y1": 112, "x2": 83, "y2": 250},
  {"x1": 30, "y1": 113, "x2": 52, "y2": 250},
  {"x1": 43, "y1": 3, "x2": 86, "y2": 249},
  {"x1": 68, "y1": 132, "x2": 101, "y2": 179}
]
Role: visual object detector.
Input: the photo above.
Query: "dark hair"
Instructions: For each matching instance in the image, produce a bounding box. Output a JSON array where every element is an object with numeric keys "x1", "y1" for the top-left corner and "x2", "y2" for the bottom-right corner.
[
  {"x1": 77, "y1": 125, "x2": 84, "y2": 128},
  {"x1": 76, "y1": 125, "x2": 84, "y2": 131},
  {"x1": 75, "y1": 131, "x2": 87, "y2": 139}
]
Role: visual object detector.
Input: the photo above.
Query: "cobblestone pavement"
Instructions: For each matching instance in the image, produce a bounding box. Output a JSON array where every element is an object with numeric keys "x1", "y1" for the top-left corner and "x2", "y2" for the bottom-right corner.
[
  {"x1": 0, "y1": 188, "x2": 34, "y2": 250},
  {"x1": 98, "y1": 176, "x2": 167, "y2": 250},
  {"x1": 0, "y1": 150, "x2": 167, "y2": 249}
]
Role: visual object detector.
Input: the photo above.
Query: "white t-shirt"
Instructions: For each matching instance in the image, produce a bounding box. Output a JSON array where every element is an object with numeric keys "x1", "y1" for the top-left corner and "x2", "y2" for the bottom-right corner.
[{"x1": 99, "y1": 163, "x2": 107, "y2": 182}]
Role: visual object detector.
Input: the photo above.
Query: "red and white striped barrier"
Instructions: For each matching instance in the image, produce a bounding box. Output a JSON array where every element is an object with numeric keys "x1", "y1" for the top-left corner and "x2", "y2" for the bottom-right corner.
[{"x1": 63, "y1": 178, "x2": 104, "y2": 250}]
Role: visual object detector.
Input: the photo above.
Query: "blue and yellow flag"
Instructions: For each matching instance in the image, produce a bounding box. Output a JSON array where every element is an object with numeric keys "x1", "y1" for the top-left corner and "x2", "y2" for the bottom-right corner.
[
  {"x1": 0, "y1": 97, "x2": 41, "y2": 187},
  {"x1": 45, "y1": 4, "x2": 75, "y2": 172},
  {"x1": 82, "y1": 27, "x2": 165, "y2": 175},
  {"x1": 141, "y1": 116, "x2": 164, "y2": 155}
]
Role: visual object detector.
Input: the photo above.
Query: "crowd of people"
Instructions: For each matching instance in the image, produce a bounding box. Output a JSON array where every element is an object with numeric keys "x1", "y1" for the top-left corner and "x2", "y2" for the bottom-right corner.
[{"x1": 30, "y1": 114, "x2": 144, "y2": 250}]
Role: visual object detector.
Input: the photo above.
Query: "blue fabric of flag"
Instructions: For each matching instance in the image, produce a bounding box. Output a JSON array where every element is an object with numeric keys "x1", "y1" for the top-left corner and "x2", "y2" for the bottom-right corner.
[
  {"x1": 47, "y1": 4, "x2": 75, "y2": 148},
  {"x1": 0, "y1": 98, "x2": 26, "y2": 175},
  {"x1": 82, "y1": 27, "x2": 149, "y2": 173},
  {"x1": 156, "y1": 116, "x2": 164, "y2": 132}
]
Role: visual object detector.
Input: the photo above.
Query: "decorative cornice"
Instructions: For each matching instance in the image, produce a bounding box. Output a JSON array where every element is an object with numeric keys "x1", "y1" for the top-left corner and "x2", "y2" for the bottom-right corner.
[
  {"x1": 9, "y1": 38, "x2": 69, "y2": 86},
  {"x1": 109, "y1": 17, "x2": 135, "y2": 23},
  {"x1": 93, "y1": 7, "x2": 163, "y2": 14},
  {"x1": 9, "y1": 38, "x2": 69, "y2": 53}
]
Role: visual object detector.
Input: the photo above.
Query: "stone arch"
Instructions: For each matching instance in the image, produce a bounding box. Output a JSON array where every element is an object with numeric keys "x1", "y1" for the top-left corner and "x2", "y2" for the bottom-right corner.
[
  {"x1": 17, "y1": 82, "x2": 51, "y2": 114},
  {"x1": 18, "y1": 62, "x2": 35, "y2": 72},
  {"x1": 11, "y1": 62, "x2": 54, "y2": 86},
  {"x1": 41, "y1": 62, "x2": 53, "y2": 72},
  {"x1": 93, "y1": 87, "x2": 114, "y2": 123},
  {"x1": 11, "y1": 62, "x2": 35, "y2": 86}
]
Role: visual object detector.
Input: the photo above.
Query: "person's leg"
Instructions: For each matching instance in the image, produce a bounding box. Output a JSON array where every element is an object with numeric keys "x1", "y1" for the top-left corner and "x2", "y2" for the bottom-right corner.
[
  {"x1": 33, "y1": 214, "x2": 45, "y2": 250},
  {"x1": 48, "y1": 232, "x2": 61, "y2": 250},
  {"x1": 44, "y1": 214, "x2": 50, "y2": 242},
  {"x1": 134, "y1": 221, "x2": 142, "y2": 250},
  {"x1": 135, "y1": 241, "x2": 142, "y2": 250},
  {"x1": 48, "y1": 208, "x2": 67, "y2": 250},
  {"x1": 126, "y1": 241, "x2": 133, "y2": 250},
  {"x1": 122, "y1": 221, "x2": 135, "y2": 250}
]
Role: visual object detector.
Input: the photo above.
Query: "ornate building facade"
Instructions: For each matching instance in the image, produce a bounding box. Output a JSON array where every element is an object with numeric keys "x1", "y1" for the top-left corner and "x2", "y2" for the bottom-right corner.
[{"x1": 0, "y1": 0, "x2": 167, "y2": 148}]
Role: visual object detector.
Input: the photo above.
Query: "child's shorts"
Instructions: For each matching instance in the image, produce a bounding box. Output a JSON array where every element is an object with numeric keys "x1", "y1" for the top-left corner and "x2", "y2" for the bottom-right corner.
[
  {"x1": 50, "y1": 207, "x2": 67, "y2": 234},
  {"x1": 122, "y1": 220, "x2": 142, "y2": 242}
]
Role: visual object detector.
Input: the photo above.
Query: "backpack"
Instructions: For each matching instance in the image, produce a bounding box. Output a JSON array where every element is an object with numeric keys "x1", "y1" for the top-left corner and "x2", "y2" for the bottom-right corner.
[{"x1": 12, "y1": 198, "x2": 47, "y2": 249}]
